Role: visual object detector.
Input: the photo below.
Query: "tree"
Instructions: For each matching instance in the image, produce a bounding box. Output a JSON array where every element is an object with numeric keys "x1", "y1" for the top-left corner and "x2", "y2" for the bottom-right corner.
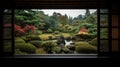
[
  {"x1": 69, "y1": 16, "x2": 73, "y2": 25},
  {"x1": 84, "y1": 9, "x2": 90, "y2": 19},
  {"x1": 77, "y1": 15, "x2": 83, "y2": 20},
  {"x1": 86, "y1": 15, "x2": 95, "y2": 23},
  {"x1": 57, "y1": 14, "x2": 69, "y2": 25}
]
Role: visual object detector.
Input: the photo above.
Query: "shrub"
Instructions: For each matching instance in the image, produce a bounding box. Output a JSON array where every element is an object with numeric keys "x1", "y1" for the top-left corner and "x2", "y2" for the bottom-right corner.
[
  {"x1": 15, "y1": 43, "x2": 37, "y2": 54},
  {"x1": 75, "y1": 42, "x2": 97, "y2": 53},
  {"x1": 76, "y1": 34, "x2": 89, "y2": 40},
  {"x1": 14, "y1": 24, "x2": 25, "y2": 36},
  {"x1": 36, "y1": 48, "x2": 46, "y2": 54},
  {"x1": 47, "y1": 29, "x2": 53, "y2": 33},
  {"x1": 66, "y1": 45, "x2": 75, "y2": 51},
  {"x1": 52, "y1": 47, "x2": 61, "y2": 54},
  {"x1": 26, "y1": 35, "x2": 41, "y2": 41},
  {"x1": 15, "y1": 37, "x2": 25, "y2": 43},
  {"x1": 88, "y1": 33, "x2": 97, "y2": 39},
  {"x1": 61, "y1": 33, "x2": 71, "y2": 39},
  {"x1": 20, "y1": 36, "x2": 27, "y2": 41},
  {"x1": 48, "y1": 36, "x2": 53, "y2": 40},
  {"x1": 62, "y1": 47, "x2": 70, "y2": 54},
  {"x1": 29, "y1": 40, "x2": 42, "y2": 48},
  {"x1": 53, "y1": 31, "x2": 60, "y2": 35},
  {"x1": 75, "y1": 42, "x2": 89, "y2": 46},
  {"x1": 15, "y1": 49, "x2": 27, "y2": 55},
  {"x1": 42, "y1": 41, "x2": 57, "y2": 53},
  {"x1": 24, "y1": 24, "x2": 36, "y2": 34},
  {"x1": 90, "y1": 38, "x2": 97, "y2": 46},
  {"x1": 36, "y1": 30, "x2": 42, "y2": 35},
  {"x1": 39, "y1": 34, "x2": 55, "y2": 40}
]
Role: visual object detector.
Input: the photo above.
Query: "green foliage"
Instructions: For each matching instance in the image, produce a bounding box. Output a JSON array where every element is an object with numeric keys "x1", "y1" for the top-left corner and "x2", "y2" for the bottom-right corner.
[
  {"x1": 15, "y1": 49, "x2": 28, "y2": 55},
  {"x1": 52, "y1": 47, "x2": 61, "y2": 54},
  {"x1": 57, "y1": 15, "x2": 69, "y2": 25},
  {"x1": 15, "y1": 37, "x2": 25, "y2": 43},
  {"x1": 75, "y1": 42, "x2": 97, "y2": 53},
  {"x1": 20, "y1": 36, "x2": 27, "y2": 41},
  {"x1": 36, "y1": 30, "x2": 42, "y2": 35},
  {"x1": 75, "y1": 34, "x2": 89, "y2": 40},
  {"x1": 15, "y1": 43, "x2": 37, "y2": 54},
  {"x1": 75, "y1": 42, "x2": 90, "y2": 46},
  {"x1": 78, "y1": 22, "x2": 94, "y2": 29},
  {"x1": 47, "y1": 29, "x2": 53, "y2": 33},
  {"x1": 84, "y1": 9, "x2": 90, "y2": 19},
  {"x1": 86, "y1": 15, "x2": 95, "y2": 23},
  {"x1": 88, "y1": 33, "x2": 97, "y2": 39},
  {"x1": 90, "y1": 38, "x2": 97, "y2": 46},
  {"x1": 62, "y1": 47, "x2": 70, "y2": 53},
  {"x1": 66, "y1": 45, "x2": 75, "y2": 51},
  {"x1": 42, "y1": 41, "x2": 57, "y2": 53},
  {"x1": 53, "y1": 31, "x2": 60, "y2": 35},
  {"x1": 36, "y1": 48, "x2": 46, "y2": 54},
  {"x1": 29, "y1": 40, "x2": 42, "y2": 48},
  {"x1": 39, "y1": 34, "x2": 55, "y2": 40},
  {"x1": 26, "y1": 35, "x2": 41, "y2": 41}
]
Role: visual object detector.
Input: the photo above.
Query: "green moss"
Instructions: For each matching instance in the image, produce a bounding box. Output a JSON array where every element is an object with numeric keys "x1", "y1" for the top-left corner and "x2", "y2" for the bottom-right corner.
[
  {"x1": 52, "y1": 47, "x2": 61, "y2": 54},
  {"x1": 15, "y1": 49, "x2": 28, "y2": 55},
  {"x1": 62, "y1": 47, "x2": 70, "y2": 53},
  {"x1": 15, "y1": 43, "x2": 37, "y2": 54},
  {"x1": 75, "y1": 43, "x2": 97, "y2": 53},
  {"x1": 75, "y1": 42, "x2": 90, "y2": 46},
  {"x1": 90, "y1": 38, "x2": 97, "y2": 46},
  {"x1": 36, "y1": 30, "x2": 42, "y2": 35},
  {"x1": 15, "y1": 37, "x2": 25, "y2": 43},
  {"x1": 36, "y1": 48, "x2": 46, "y2": 54},
  {"x1": 42, "y1": 41, "x2": 57, "y2": 53},
  {"x1": 29, "y1": 40, "x2": 42, "y2": 48},
  {"x1": 39, "y1": 34, "x2": 55, "y2": 40},
  {"x1": 26, "y1": 35, "x2": 41, "y2": 41},
  {"x1": 66, "y1": 45, "x2": 75, "y2": 51}
]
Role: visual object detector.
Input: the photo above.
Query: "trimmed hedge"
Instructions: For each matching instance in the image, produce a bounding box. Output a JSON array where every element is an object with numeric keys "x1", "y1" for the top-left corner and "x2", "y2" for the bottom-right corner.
[
  {"x1": 15, "y1": 37, "x2": 25, "y2": 43},
  {"x1": 62, "y1": 47, "x2": 70, "y2": 54},
  {"x1": 29, "y1": 40, "x2": 42, "y2": 48},
  {"x1": 53, "y1": 31, "x2": 60, "y2": 35},
  {"x1": 36, "y1": 30, "x2": 42, "y2": 35},
  {"x1": 15, "y1": 43, "x2": 37, "y2": 54},
  {"x1": 42, "y1": 41, "x2": 57, "y2": 53},
  {"x1": 26, "y1": 35, "x2": 41, "y2": 41},
  {"x1": 15, "y1": 49, "x2": 27, "y2": 55},
  {"x1": 75, "y1": 42, "x2": 90, "y2": 46},
  {"x1": 52, "y1": 47, "x2": 61, "y2": 54},
  {"x1": 90, "y1": 38, "x2": 97, "y2": 46},
  {"x1": 75, "y1": 42, "x2": 97, "y2": 53}
]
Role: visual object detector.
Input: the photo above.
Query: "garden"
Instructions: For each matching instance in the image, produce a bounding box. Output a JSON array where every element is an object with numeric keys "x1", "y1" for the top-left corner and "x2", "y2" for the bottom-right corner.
[{"x1": 4, "y1": 9, "x2": 100, "y2": 54}]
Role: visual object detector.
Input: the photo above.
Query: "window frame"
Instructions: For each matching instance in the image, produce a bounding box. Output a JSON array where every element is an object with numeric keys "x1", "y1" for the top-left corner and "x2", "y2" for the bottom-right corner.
[{"x1": 0, "y1": 0, "x2": 112, "y2": 58}]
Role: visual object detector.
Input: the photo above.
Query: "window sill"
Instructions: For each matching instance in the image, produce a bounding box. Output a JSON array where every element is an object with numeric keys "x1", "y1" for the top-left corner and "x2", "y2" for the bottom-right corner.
[{"x1": 4, "y1": 54, "x2": 101, "y2": 58}]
